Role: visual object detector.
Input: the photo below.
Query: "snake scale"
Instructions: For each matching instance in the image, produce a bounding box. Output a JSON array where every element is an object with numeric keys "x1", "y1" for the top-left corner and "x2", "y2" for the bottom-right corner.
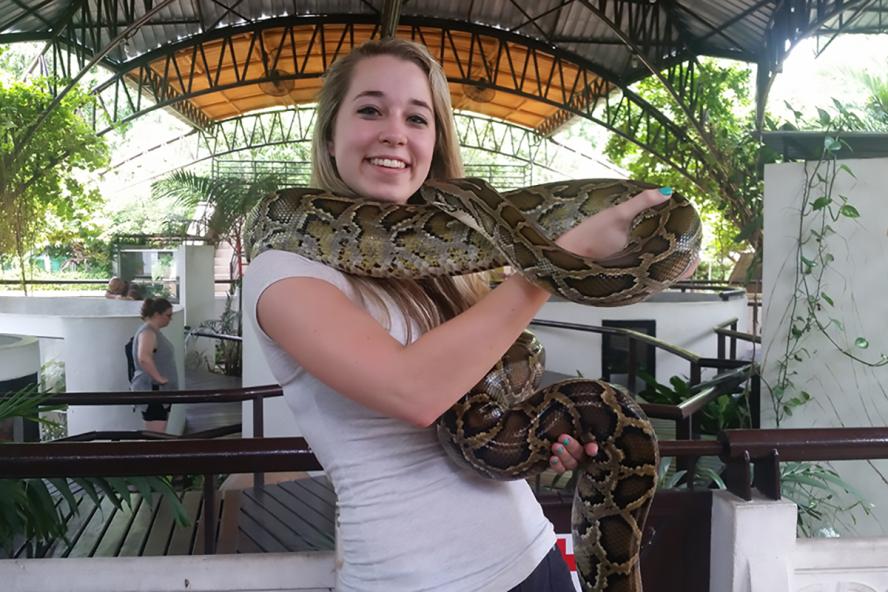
[{"x1": 245, "y1": 178, "x2": 702, "y2": 592}]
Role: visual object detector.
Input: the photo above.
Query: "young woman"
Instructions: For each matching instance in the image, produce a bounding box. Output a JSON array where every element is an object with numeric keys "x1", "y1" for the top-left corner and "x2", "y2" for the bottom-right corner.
[
  {"x1": 245, "y1": 39, "x2": 671, "y2": 591},
  {"x1": 130, "y1": 297, "x2": 177, "y2": 432}
]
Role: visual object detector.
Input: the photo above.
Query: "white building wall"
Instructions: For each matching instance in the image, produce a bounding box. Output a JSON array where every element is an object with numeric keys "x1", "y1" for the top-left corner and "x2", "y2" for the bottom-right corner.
[
  {"x1": 762, "y1": 157, "x2": 888, "y2": 536},
  {"x1": 178, "y1": 244, "x2": 218, "y2": 369},
  {"x1": 0, "y1": 334, "x2": 40, "y2": 382},
  {"x1": 535, "y1": 294, "x2": 750, "y2": 384},
  {"x1": 0, "y1": 297, "x2": 185, "y2": 435},
  {"x1": 710, "y1": 491, "x2": 888, "y2": 592}
]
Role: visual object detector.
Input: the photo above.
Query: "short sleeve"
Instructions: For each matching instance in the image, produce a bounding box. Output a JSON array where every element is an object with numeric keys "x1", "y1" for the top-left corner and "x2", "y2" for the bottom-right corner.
[{"x1": 243, "y1": 250, "x2": 355, "y2": 343}]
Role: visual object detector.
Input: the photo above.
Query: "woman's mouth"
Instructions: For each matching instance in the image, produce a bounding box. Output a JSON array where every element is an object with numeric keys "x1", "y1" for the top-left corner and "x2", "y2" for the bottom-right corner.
[{"x1": 367, "y1": 157, "x2": 409, "y2": 170}]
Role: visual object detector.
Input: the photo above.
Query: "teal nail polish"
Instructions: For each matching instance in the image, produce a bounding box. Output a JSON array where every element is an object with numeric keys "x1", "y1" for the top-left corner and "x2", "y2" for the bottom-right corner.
[
  {"x1": 555, "y1": 445, "x2": 564, "y2": 453},
  {"x1": 562, "y1": 438, "x2": 570, "y2": 446},
  {"x1": 550, "y1": 457, "x2": 559, "y2": 465},
  {"x1": 659, "y1": 186, "x2": 673, "y2": 196}
]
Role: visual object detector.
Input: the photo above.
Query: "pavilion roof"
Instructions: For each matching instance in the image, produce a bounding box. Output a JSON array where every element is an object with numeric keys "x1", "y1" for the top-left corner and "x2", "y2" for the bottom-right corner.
[{"x1": 1, "y1": 1, "x2": 884, "y2": 131}]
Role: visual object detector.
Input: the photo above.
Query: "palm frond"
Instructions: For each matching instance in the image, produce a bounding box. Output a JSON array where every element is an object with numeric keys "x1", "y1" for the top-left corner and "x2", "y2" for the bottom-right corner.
[{"x1": 1, "y1": 385, "x2": 191, "y2": 555}]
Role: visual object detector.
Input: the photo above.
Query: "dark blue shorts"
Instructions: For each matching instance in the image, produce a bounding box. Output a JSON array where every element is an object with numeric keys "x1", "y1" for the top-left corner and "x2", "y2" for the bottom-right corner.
[{"x1": 508, "y1": 546, "x2": 575, "y2": 592}]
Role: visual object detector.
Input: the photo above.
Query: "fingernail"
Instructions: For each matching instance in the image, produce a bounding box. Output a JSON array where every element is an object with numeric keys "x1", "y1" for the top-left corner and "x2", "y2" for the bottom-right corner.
[
  {"x1": 658, "y1": 186, "x2": 673, "y2": 196},
  {"x1": 550, "y1": 457, "x2": 559, "y2": 465},
  {"x1": 562, "y1": 438, "x2": 570, "y2": 446},
  {"x1": 555, "y1": 445, "x2": 564, "y2": 453}
]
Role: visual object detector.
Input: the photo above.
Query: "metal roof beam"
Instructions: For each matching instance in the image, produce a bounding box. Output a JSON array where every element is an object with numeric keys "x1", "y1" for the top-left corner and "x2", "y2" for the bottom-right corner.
[
  {"x1": 696, "y1": 0, "x2": 773, "y2": 43},
  {"x1": 815, "y1": 0, "x2": 881, "y2": 56},
  {"x1": 577, "y1": 0, "x2": 728, "y2": 187},
  {"x1": 380, "y1": 0, "x2": 403, "y2": 39},
  {"x1": 7, "y1": 0, "x2": 179, "y2": 188},
  {"x1": 667, "y1": 0, "x2": 747, "y2": 52},
  {"x1": 0, "y1": 0, "x2": 56, "y2": 34},
  {"x1": 65, "y1": 13, "x2": 707, "y2": 183}
]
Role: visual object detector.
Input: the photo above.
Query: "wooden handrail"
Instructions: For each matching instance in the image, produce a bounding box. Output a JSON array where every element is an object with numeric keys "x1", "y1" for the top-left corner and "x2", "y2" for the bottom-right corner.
[
  {"x1": 24, "y1": 384, "x2": 283, "y2": 406},
  {"x1": 0, "y1": 437, "x2": 322, "y2": 478},
  {"x1": 719, "y1": 428, "x2": 888, "y2": 462},
  {"x1": 3, "y1": 429, "x2": 885, "y2": 480}
]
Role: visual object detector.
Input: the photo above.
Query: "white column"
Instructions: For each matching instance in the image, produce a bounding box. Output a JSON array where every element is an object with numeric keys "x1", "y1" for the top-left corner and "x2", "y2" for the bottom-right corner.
[
  {"x1": 177, "y1": 245, "x2": 216, "y2": 329},
  {"x1": 0, "y1": 334, "x2": 41, "y2": 441},
  {"x1": 709, "y1": 490, "x2": 797, "y2": 592},
  {"x1": 177, "y1": 244, "x2": 217, "y2": 371}
]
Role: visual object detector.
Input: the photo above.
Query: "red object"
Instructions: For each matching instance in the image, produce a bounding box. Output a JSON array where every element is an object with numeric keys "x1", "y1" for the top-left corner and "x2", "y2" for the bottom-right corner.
[{"x1": 555, "y1": 537, "x2": 576, "y2": 571}]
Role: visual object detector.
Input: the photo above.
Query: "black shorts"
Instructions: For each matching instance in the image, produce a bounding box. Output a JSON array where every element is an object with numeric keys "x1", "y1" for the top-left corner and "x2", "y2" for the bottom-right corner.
[
  {"x1": 141, "y1": 385, "x2": 171, "y2": 421},
  {"x1": 141, "y1": 402, "x2": 171, "y2": 421},
  {"x1": 508, "y1": 546, "x2": 575, "y2": 592}
]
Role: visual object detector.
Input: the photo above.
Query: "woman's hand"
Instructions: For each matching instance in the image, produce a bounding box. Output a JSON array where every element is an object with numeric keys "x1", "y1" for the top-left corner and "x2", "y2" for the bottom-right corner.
[
  {"x1": 550, "y1": 434, "x2": 599, "y2": 473},
  {"x1": 555, "y1": 187, "x2": 673, "y2": 260}
]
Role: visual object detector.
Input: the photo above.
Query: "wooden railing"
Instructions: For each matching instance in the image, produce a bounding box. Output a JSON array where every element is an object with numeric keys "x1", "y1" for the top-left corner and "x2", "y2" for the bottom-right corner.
[{"x1": 3, "y1": 428, "x2": 887, "y2": 555}]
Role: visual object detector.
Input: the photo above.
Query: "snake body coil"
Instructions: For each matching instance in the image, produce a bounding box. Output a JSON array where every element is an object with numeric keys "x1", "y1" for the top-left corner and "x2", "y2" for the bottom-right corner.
[{"x1": 246, "y1": 178, "x2": 701, "y2": 592}]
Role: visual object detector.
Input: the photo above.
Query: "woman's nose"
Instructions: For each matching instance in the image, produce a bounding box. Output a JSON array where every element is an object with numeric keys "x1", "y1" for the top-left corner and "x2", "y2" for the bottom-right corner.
[{"x1": 378, "y1": 124, "x2": 407, "y2": 145}]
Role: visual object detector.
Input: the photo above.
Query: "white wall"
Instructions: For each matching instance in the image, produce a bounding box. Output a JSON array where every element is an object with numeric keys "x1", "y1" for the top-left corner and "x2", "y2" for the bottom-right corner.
[
  {"x1": 709, "y1": 491, "x2": 888, "y2": 592},
  {"x1": 535, "y1": 293, "x2": 749, "y2": 384},
  {"x1": 762, "y1": 157, "x2": 888, "y2": 536},
  {"x1": 0, "y1": 297, "x2": 185, "y2": 434},
  {"x1": 178, "y1": 244, "x2": 217, "y2": 369},
  {"x1": 0, "y1": 334, "x2": 40, "y2": 382}
]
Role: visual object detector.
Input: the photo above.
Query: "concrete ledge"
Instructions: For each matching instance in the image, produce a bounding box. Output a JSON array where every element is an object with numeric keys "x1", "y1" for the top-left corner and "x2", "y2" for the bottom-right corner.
[{"x1": 1, "y1": 551, "x2": 336, "y2": 592}]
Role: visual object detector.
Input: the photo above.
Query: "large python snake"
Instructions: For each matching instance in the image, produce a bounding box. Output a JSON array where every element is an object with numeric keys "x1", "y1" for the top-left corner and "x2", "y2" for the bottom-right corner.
[{"x1": 245, "y1": 178, "x2": 701, "y2": 591}]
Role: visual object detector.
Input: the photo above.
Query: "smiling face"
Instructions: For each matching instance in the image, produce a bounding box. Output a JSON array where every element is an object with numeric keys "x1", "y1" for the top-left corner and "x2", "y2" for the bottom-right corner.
[{"x1": 327, "y1": 55, "x2": 436, "y2": 204}]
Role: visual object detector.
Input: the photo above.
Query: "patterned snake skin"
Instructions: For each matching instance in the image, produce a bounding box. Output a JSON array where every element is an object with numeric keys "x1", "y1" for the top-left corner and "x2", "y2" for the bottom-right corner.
[{"x1": 245, "y1": 178, "x2": 701, "y2": 591}]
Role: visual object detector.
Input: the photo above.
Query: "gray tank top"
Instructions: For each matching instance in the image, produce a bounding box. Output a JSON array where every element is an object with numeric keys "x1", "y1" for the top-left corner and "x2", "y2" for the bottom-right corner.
[{"x1": 130, "y1": 323, "x2": 178, "y2": 391}]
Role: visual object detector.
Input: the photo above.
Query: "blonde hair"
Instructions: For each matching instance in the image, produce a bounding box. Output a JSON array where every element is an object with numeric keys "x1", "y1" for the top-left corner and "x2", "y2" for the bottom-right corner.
[{"x1": 310, "y1": 38, "x2": 488, "y2": 338}]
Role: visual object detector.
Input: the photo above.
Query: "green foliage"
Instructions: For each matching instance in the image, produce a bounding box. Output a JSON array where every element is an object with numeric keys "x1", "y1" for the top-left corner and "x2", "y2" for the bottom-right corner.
[
  {"x1": 0, "y1": 386, "x2": 187, "y2": 556},
  {"x1": 603, "y1": 60, "x2": 771, "y2": 263},
  {"x1": 151, "y1": 170, "x2": 285, "y2": 248},
  {"x1": 657, "y1": 456, "x2": 726, "y2": 491},
  {"x1": 0, "y1": 76, "x2": 109, "y2": 292},
  {"x1": 637, "y1": 371, "x2": 750, "y2": 435},
  {"x1": 858, "y1": 70, "x2": 888, "y2": 129},
  {"x1": 197, "y1": 292, "x2": 242, "y2": 377},
  {"x1": 780, "y1": 461, "x2": 872, "y2": 536}
]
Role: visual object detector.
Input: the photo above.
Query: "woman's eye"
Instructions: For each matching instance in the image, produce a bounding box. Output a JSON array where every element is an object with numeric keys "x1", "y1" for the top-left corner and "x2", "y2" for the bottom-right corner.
[
  {"x1": 357, "y1": 106, "x2": 381, "y2": 116},
  {"x1": 409, "y1": 115, "x2": 428, "y2": 126}
]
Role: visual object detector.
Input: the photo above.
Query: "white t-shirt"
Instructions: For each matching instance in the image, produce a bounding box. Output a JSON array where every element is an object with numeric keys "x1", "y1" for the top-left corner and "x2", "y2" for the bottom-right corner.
[{"x1": 244, "y1": 249, "x2": 555, "y2": 592}]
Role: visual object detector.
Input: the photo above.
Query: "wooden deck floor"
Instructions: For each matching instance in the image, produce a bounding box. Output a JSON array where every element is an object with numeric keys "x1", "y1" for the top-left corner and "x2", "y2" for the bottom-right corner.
[{"x1": 13, "y1": 476, "x2": 335, "y2": 559}]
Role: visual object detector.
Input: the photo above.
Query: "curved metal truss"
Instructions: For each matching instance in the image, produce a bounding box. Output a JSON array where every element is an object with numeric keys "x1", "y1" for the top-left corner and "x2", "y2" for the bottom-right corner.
[
  {"x1": 10, "y1": 1, "x2": 879, "y2": 190},
  {"x1": 81, "y1": 16, "x2": 714, "y2": 184},
  {"x1": 104, "y1": 107, "x2": 612, "y2": 186}
]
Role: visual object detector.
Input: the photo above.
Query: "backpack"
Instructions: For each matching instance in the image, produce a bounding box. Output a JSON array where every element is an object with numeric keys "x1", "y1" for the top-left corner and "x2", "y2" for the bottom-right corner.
[{"x1": 124, "y1": 336, "x2": 136, "y2": 382}]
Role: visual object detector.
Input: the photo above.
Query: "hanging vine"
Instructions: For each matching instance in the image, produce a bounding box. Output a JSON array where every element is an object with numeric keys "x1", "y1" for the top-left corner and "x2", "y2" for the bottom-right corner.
[{"x1": 769, "y1": 115, "x2": 888, "y2": 425}]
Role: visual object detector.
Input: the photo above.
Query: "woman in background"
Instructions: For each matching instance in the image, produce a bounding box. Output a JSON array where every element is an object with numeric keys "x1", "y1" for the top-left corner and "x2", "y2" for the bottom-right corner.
[{"x1": 130, "y1": 298, "x2": 177, "y2": 432}]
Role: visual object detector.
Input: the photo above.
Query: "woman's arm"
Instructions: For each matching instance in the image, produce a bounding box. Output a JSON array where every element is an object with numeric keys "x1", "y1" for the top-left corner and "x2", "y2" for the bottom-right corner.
[
  {"x1": 136, "y1": 330, "x2": 168, "y2": 385},
  {"x1": 258, "y1": 273, "x2": 548, "y2": 427},
  {"x1": 258, "y1": 188, "x2": 672, "y2": 428}
]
